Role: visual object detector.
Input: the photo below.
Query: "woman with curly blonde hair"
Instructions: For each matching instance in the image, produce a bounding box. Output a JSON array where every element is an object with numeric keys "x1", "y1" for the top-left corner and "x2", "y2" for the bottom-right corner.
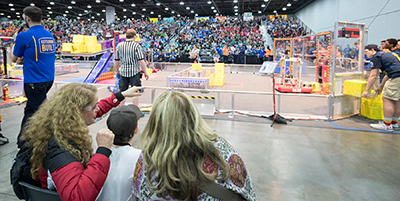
[
  {"x1": 131, "y1": 91, "x2": 257, "y2": 201},
  {"x1": 20, "y1": 82, "x2": 143, "y2": 201}
]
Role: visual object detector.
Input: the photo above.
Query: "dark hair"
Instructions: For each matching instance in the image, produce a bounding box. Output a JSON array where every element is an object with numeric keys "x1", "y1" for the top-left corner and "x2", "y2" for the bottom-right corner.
[
  {"x1": 113, "y1": 135, "x2": 131, "y2": 145},
  {"x1": 23, "y1": 6, "x2": 42, "y2": 23},
  {"x1": 386, "y1": 38, "x2": 397, "y2": 47},
  {"x1": 381, "y1": 40, "x2": 387, "y2": 43}
]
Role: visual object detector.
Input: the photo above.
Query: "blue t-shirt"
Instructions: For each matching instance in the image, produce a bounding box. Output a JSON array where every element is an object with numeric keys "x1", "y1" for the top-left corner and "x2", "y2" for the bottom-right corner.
[
  {"x1": 371, "y1": 51, "x2": 400, "y2": 79},
  {"x1": 13, "y1": 25, "x2": 55, "y2": 83}
]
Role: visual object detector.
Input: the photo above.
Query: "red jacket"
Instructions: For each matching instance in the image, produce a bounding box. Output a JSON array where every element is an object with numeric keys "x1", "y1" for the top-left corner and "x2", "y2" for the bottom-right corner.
[{"x1": 38, "y1": 92, "x2": 124, "y2": 201}]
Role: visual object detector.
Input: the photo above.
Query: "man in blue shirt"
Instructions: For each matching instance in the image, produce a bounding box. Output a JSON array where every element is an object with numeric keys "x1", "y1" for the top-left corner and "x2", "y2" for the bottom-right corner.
[
  {"x1": 257, "y1": 47, "x2": 265, "y2": 64},
  {"x1": 238, "y1": 43, "x2": 246, "y2": 64},
  {"x1": 11, "y1": 6, "x2": 55, "y2": 148}
]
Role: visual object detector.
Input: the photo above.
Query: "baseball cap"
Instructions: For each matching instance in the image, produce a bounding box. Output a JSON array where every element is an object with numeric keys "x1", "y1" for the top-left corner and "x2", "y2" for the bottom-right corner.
[
  {"x1": 365, "y1": 44, "x2": 379, "y2": 51},
  {"x1": 107, "y1": 104, "x2": 142, "y2": 139}
]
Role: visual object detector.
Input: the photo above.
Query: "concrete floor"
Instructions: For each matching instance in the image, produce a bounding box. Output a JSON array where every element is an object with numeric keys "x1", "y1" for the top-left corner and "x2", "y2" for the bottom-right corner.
[{"x1": 1, "y1": 64, "x2": 400, "y2": 200}]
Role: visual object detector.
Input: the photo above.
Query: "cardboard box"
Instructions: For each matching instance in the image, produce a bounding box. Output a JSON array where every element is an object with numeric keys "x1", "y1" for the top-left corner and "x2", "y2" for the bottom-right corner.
[{"x1": 343, "y1": 80, "x2": 367, "y2": 97}]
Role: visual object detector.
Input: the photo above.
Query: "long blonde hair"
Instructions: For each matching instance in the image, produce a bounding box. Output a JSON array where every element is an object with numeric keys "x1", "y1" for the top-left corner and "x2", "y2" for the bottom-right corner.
[
  {"x1": 141, "y1": 91, "x2": 230, "y2": 200},
  {"x1": 21, "y1": 83, "x2": 97, "y2": 179}
]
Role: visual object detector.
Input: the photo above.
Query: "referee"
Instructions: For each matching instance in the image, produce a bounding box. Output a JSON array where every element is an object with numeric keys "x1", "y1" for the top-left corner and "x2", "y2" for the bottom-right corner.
[{"x1": 115, "y1": 29, "x2": 149, "y2": 98}]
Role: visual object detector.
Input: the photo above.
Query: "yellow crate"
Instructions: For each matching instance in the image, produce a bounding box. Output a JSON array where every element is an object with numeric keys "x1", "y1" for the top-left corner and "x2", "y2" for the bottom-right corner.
[
  {"x1": 206, "y1": 70, "x2": 212, "y2": 77},
  {"x1": 191, "y1": 64, "x2": 202, "y2": 71},
  {"x1": 146, "y1": 68, "x2": 153, "y2": 75},
  {"x1": 86, "y1": 44, "x2": 102, "y2": 53},
  {"x1": 62, "y1": 43, "x2": 73, "y2": 52},
  {"x1": 8, "y1": 69, "x2": 23, "y2": 77},
  {"x1": 343, "y1": 80, "x2": 367, "y2": 97},
  {"x1": 71, "y1": 44, "x2": 84, "y2": 53},
  {"x1": 361, "y1": 93, "x2": 383, "y2": 120},
  {"x1": 72, "y1": 35, "x2": 85, "y2": 44},
  {"x1": 211, "y1": 77, "x2": 225, "y2": 87},
  {"x1": 214, "y1": 71, "x2": 224, "y2": 78},
  {"x1": 209, "y1": 76, "x2": 214, "y2": 86},
  {"x1": 215, "y1": 63, "x2": 224, "y2": 71},
  {"x1": 85, "y1": 36, "x2": 97, "y2": 45}
]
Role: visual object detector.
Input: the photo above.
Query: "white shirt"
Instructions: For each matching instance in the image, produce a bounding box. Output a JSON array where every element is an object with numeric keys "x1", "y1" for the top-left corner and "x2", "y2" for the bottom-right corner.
[{"x1": 96, "y1": 146, "x2": 141, "y2": 201}]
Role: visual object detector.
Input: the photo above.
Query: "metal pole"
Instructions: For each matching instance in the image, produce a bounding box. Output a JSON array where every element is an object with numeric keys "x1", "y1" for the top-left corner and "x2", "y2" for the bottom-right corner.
[
  {"x1": 327, "y1": 95, "x2": 333, "y2": 120},
  {"x1": 277, "y1": 93, "x2": 281, "y2": 113},
  {"x1": 151, "y1": 89, "x2": 155, "y2": 104},
  {"x1": 216, "y1": 92, "x2": 220, "y2": 112},
  {"x1": 229, "y1": 94, "x2": 235, "y2": 118}
]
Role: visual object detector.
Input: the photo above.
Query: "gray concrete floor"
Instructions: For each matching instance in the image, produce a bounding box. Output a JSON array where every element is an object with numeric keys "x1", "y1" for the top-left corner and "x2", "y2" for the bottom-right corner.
[{"x1": 1, "y1": 104, "x2": 400, "y2": 201}]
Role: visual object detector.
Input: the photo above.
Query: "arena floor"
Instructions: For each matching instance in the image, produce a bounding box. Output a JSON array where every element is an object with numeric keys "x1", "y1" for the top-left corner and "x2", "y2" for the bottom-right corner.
[{"x1": 1, "y1": 64, "x2": 400, "y2": 201}]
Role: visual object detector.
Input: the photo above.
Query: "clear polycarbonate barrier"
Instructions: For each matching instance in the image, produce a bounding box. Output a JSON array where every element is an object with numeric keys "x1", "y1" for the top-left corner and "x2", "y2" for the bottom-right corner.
[{"x1": 273, "y1": 38, "x2": 292, "y2": 61}]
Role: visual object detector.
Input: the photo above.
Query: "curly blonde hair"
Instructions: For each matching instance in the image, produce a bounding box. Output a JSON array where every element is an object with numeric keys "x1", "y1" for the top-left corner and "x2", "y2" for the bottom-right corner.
[
  {"x1": 21, "y1": 83, "x2": 97, "y2": 179},
  {"x1": 141, "y1": 91, "x2": 230, "y2": 200}
]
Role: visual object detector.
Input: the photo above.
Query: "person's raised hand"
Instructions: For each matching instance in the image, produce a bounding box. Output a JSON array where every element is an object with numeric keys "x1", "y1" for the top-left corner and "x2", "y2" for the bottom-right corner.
[
  {"x1": 121, "y1": 86, "x2": 145, "y2": 98},
  {"x1": 96, "y1": 128, "x2": 114, "y2": 149}
]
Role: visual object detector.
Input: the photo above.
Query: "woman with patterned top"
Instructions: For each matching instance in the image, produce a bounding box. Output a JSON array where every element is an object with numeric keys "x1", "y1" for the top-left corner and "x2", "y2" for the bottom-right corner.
[{"x1": 129, "y1": 91, "x2": 257, "y2": 201}]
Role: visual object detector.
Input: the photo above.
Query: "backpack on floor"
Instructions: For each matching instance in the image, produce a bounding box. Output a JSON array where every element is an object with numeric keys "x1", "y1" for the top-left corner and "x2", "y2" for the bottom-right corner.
[{"x1": 10, "y1": 144, "x2": 41, "y2": 199}]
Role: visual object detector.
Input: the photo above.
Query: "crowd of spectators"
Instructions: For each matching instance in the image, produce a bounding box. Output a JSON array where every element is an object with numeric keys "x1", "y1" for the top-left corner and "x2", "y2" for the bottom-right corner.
[{"x1": 266, "y1": 16, "x2": 307, "y2": 38}]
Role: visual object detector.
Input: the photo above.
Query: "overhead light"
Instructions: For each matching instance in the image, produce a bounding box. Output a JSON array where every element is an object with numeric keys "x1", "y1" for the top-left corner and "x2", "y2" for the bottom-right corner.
[
  {"x1": 213, "y1": 10, "x2": 216, "y2": 13},
  {"x1": 141, "y1": 15, "x2": 144, "y2": 18},
  {"x1": 150, "y1": 11, "x2": 154, "y2": 14},
  {"x1": 47, "y1": 7, "x2": 51, "y2": 9},
  {"x1": 84, "y1": 10, "x2": 88, "y2": 12},
  {"x1": 287, "y1": 3, "x2": 291, "y2": 6},
  {"x1": 207, "y1": 1, "x2": 212, "y2": 4},
  {"x1": 119, "y1": 0, "x2": 124, "y2": 2},
  {"x1": 156, "y1": 3, "x2": 160, "y2": 6},
  {"x1": 273, "y1": 10, "x2": 277, "y2": 13},
  {"x1": 0, "y1": 13, "x2": 3, "y2": 15},
  {"x1": 282, "y1": 7, "x2": 287, "y2": 10},
  {"x1": 171, "y1": 11, "x2": 175, "y2": 14},
  {"x1": 71, "y1": 1, "x2": 76, "y2": 4},
  {"x1": 234, "y1": 6, "x2": 238, "y2": 8},
  {"x1": 216, "y1": 13, "x2": 219, "y2": 16},
  {"x1": 77, "y1": 17, "x2": 80, "y2": 19},
  {"x1": 233, "y1": 0, "x2": 238, "y2": 2},
  {"x1": 131, "y1": 3, "x2": 135, "y2": 7},
  {"x1": 211, "y1": 6, "x2": 214, "y2": 9},
  {"x1": 261, "y1": 4, "x2": 265, "y2": 7},
  {"x1": 63, "y1": 14, "x2": 67, "y2": 16},
  {"x1": 101, "y1": 18, "x2": 104, "y2": 20},
  {"x1": 180, "y1": 1, "x2": 184, "y2": 5},
  {"x1": 195, "y1": 13, "x2": 198, "y2": 16},
  {"x1": 177, "y1": 14, "x2": 180, "y2": 17},
  {"x1": 142, "y1": 8, "x2": 146, "y2": 11},
  {"x1": 68, "y1": 6, "x2": 72, "y2": 9},
  {"x1": 50, "y1": 2, "x2": 55, "y2": 5},
  {"x1": 186, "y1": 7, "x2": 190, "y2": 10},
  {"x1": 264, "y1": 0, "x2": 269, "y2": 1},
  {"x1": 10, "y1": 8, "x2": 15, "y2": 11},
  {"x1": 49, "y1": 11, "x2": 53, "y2": 14},
  {"x1": 65, "y1": 11, "x2": 69, "y2": 13},
  {"x1": 235, "y1": 13, "x2": 238, "y2": 15},
  {"x1": 96, "y1": 0, "x2": 100, "y2": 3},
  {"x1": 47, "y1": 14, "x2": 50, "y2": 17},
  {"x1": 258, "y1": 11, "x2": 261, "y2": 13},
  {"x1": 87, "y1": 5, "x2": 91, "y2": 8},
  {"x1": 30, "y1": 3, "x2": 35, "y2": 6},
  {"x1": 102, "y1": 9, "x2": 106, "y2": 12},
  {"x1": 165, "y1": 7, "x2": 169, "y2": 10},
  {"x1": 124, "y1": 16, "x2": 127, "y2": 18},
  {"x1": 79, "y1": 14, "x2": 82, "y2": 16},
  {"x1": 191, "y1": 10, "x2": 194, "y2": 13},
  {"x1": 7, "y1": 16, "x2": 11, "y2": 18},
  {"x1": 158, "y1": 15, "x2": 161, "y2": 17},
  {"x1": 97, "y1": 13, "x2": 100, "y2": 16},
  {"x1": 123, "y1": 9, "x2": 127, "y2": 12},
  {"x1": 8, "y1": 3, "x2": 13, "y2": 6},
  {"x1": 132, "y1": 12, "x2": 136, "y2": 14},
  {"x1": 234, "y1": 9, "x2": 238, "y2": 12},
  {"x1": 16, "y1": 12, "x2": 20, "y2": 15}
]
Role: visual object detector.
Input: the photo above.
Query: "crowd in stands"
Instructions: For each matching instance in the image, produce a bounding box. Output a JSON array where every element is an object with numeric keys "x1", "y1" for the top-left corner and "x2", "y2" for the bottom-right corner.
[{"x1": 266, "y1": 16, "x2": 307, "y2": 38}]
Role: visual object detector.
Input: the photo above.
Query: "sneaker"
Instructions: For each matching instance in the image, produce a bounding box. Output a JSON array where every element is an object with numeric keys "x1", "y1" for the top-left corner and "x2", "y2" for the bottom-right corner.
[
  {"x1": 370, "y1": 123, "x2": 393, "y2": 131},
  {"x1": 393, "y1": 125, "x2": 400, "y2": 131}
]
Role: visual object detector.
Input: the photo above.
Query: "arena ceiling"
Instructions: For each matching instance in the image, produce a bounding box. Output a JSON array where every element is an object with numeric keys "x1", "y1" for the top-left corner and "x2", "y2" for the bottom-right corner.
[{"x1": 0, "y1": 0, "x2": 315, "y2": 21}]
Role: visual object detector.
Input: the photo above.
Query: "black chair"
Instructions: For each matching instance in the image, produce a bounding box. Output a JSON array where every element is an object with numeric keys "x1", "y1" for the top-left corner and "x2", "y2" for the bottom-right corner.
[{"x1": 19, "y1": 181, "x2": 61, "y2": 201}]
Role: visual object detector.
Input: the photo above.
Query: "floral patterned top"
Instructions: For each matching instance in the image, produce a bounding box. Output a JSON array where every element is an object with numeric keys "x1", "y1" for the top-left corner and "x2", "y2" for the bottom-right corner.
[{"x1": 130, "y1": 137, "x2": 258, "y2": 201}]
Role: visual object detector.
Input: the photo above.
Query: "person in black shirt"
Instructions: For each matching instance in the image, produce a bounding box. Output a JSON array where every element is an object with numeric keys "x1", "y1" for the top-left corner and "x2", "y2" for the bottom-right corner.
[{"x1": 363, "y1": 44, "x2": 400, "y2": 131}]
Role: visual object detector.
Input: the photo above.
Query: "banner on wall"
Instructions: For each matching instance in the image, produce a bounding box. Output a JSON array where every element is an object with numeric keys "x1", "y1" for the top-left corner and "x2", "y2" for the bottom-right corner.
[
  {"x1": 196, "y1": 17, "x2": 210, "y2": 22},
  {"x1": 149, "y1": 18, "x2": 158, "y2": 23},
  {"x1": 269, "y1": 15, "x2": 287, "y2": 20},
  {"x1": 163, "y1": 17, "x2": 174, "y2": 22},
  {"x1": 106, "y1": 6, "x2": 115, "y2": 24},
  {"x1": 243, "y1": 12, "x2": 253, "y2": 21},
  {"x1": 216, "y1": 16, "x2": 227, "y2": 22}
]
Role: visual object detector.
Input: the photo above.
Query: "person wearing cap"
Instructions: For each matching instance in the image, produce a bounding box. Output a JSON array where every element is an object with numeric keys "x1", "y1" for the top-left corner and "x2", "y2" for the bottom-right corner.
[
  {"x1": 363, "y1": 44, "x2": 400, "y2": 131},
  {"x1": 97, "y1": 105, "x2": 142, "y2": 201},
  {"x1": 19, "y1": 83, "x2": 144, "y2": 201}
]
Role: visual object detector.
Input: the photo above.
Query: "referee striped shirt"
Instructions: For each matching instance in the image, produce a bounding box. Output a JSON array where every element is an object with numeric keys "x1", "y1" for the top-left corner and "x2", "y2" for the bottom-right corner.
[{"x1": 115, "y1": 40, "x2": 144, "y2": 77}]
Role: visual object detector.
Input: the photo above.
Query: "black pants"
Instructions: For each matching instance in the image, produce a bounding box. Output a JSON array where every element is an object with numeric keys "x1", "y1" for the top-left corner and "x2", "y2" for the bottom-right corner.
[
  {"x1": 239, "y1": 54, "x2": 245, "y2": 64},
  {"x1": 222, "y1": 55, "x2": 229, "y2": 63},
  {"x1": 119, "y1": 74, "x2": 142, "y2": 92},
  {"x1": 17, "y1": 81, "x2": 53, "y2": 148}
]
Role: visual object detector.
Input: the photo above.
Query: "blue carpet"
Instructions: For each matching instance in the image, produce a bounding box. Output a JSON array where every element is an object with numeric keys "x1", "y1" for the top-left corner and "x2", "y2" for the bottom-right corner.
[{"x1": 61, "y1": 77, "x2": 86, "y2": 83}]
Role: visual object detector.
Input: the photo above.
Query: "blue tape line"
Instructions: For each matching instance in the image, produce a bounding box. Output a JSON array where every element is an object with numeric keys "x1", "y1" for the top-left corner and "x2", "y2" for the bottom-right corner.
[{"x1": 329, "y1": 121, "x2": 400, "y2": 134}]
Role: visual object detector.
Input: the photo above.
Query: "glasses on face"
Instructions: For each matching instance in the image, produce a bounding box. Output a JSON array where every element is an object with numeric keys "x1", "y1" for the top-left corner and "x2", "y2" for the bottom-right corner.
[{"x1": 83, "y1": 102, "x2": 98, "y2": 112}]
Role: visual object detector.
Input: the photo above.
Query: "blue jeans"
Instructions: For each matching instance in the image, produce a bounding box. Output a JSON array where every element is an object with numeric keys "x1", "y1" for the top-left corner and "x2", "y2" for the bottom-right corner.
[{"x1": 17, "y1": 81, "x2": 53, "y2": 148}]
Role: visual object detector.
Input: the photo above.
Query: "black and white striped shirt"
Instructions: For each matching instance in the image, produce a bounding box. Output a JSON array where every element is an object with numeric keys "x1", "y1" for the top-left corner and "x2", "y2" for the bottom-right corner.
[{"x1": 115, "y1": 40, "x2": 144, "y2": 77}]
